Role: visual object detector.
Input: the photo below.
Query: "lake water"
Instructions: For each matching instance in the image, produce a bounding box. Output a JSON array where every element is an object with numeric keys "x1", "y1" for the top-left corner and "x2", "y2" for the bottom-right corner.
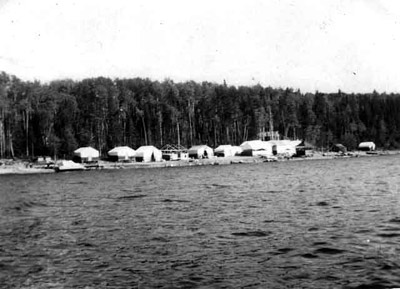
[{"x1": 1, "y1": 155, "x2": 400, "y2": 288}]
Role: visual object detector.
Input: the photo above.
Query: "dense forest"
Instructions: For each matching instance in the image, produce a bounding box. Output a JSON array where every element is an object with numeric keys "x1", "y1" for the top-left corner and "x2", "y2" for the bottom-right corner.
[{"x1": 0, "y1": 71, "x2": 399, "y2": 159}]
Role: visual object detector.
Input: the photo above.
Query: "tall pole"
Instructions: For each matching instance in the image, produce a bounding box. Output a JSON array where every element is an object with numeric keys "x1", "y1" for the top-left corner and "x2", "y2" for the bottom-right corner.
[{"x1": 177, "y1": 122, "x2": 180, "y2": 146}]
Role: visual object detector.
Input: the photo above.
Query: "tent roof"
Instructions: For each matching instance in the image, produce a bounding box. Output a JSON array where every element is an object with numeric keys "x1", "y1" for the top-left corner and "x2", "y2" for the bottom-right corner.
[
  {"x1": 74, "y1": 146, "x2": 99, "y2": 154},
  {"x1": 359, "y1": 141, "x2": 375, "y2": 146},
  {"x1": 189, "y1": 145, "x2": 213, "y2": 150},
  {"x1": 232, "y1": 146, "x2": 243, "y2": 150},
  {"x1": 136, "y1": 145, "x2": 160, "y2": 152},
  {"x1": 267, "y1": 140, "x2": 302, "y2": 146},
  {"x1": 108, "y1": 146, "x2": 135, "y2": 156},
  {"x1": 215, "y1": 145, "x2": 232, "y2": 150},
  {"x1": 240, "y1": 140, "x2": 272, "y2": 150}
]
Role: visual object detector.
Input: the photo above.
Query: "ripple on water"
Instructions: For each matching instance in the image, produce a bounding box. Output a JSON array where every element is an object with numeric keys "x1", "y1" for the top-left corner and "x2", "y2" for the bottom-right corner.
[
  {"x1": 2, "y1": 155, "x2": 400, "y2": 288},
  {"x1": 376, "y1": 232, "x2": 400, "y2": 238},
  {"x1": 308, "y1": 227, "x2": 319, "y2": 231},
  {"x1": 231, "y1": 230, "x2": 272, "y2": 237},
  {"x1": 273, "y1": 247, "x2": 294, "y2": 255},
  {"x1": 314, "y1": 201, "x2": 330, "y2": 206},
  {"x1": 314, "y1": 247, "x2": 346, "y2": 255},
  {"x1": 301, "y1": 253, "x2": 319, "y2": 259},
  {"x1": 117, "y1": 194, "x2": 147, "y2": 200},
  {"x1": 388, "y1": 217, "x2": 400, "y2": 223},
  {"x1": 161, "y1": 198, "x2": 190, "y2": 203}
]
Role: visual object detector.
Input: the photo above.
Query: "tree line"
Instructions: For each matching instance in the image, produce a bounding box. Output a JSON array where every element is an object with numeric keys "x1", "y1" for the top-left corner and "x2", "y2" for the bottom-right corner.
[{"x1": 0, "y1": 71, "x2": 399, "y2": 159}]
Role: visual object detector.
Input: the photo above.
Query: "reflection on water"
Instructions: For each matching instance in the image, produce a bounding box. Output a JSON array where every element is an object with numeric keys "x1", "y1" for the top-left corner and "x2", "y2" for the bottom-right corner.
[{"x1": 1, "y1": 155, "x2": 400, "y2": 288}]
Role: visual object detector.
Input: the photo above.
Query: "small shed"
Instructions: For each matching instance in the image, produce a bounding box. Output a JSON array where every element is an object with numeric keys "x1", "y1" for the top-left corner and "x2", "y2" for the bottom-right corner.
[
  {"x1": 108, "y1": 146, "x2": 136, "y2": 162},
  {"x1": 188, "y1": 145, "x2": 214, "y2": 159},
  {"x1": 295, "y1": 140, "x2": 315, "y2": 157},
  {"x1": 332, "y1": 144, "x2": 347, "y2": 153},
  {"x1": 73, "y1": 147, "x2": 100, "y2": 163},
  {"x1": 135, "y1": 146, "x2": 162, "y2": 162},
  {"x1": 161, "y1": 144, "x2": 189, "y2": 161},
  {"x1": 358, "y1": 142, "x2": 376, "y2": 151},
  {"x1": 240, "y1": 140, "x2": 273, "y2": 157}
]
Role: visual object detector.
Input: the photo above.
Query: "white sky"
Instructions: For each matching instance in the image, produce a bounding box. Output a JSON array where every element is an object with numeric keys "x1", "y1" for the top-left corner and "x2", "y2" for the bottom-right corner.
[{"x1": 1, "y1": 0, "x2": 400, "y2": 93}]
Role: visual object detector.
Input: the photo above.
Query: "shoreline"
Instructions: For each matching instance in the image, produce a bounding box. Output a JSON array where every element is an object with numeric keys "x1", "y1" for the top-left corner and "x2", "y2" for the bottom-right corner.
[{"x1": 1, "y1": 150, "x2": 399, "y2": 175}]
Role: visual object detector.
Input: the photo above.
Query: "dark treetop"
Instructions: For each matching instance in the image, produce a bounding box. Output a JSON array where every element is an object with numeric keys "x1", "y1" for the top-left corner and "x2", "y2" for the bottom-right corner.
[{"x1": 0, "y1": 71, "x2": 399, "y2": 159}]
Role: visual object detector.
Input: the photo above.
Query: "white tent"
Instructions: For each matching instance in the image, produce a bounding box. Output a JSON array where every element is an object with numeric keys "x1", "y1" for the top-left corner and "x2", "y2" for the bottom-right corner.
[
  {"x1": 214, "y1": 145, "x2": 242, "y2": 157},
  {"x1": 240, "y1": 140, "x2": 273, "y2": 156},
  {"x1": 135, "y1": 146, "x2": 162, "y2": 162},
  {"x1": 267, "y1": 140, "x2": 302, "y2": 156},
  {"x1": 232, "y1": 146, "x2": 243, "y2": 156},
  {"x1": 358, "y1": 142, "x2": 376, "y2": 151},
  {"x1": 214, "y1": 145, "x2": 234, "y2": 157},
  {"x1": 108, "y1": 146, "x2": 136, "y2": 161},
  {"x1": 188, "y1": 145, "x2": 214, "y2": 159},
  {"x1": 73, "y1": 147, "x2": 100, "y2": 163}
]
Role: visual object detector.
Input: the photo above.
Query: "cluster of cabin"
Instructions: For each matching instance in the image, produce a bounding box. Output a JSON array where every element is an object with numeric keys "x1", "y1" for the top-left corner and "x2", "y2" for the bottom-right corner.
[{"x1": 71, "y1": 140, "x2": 376, "y2": 163}]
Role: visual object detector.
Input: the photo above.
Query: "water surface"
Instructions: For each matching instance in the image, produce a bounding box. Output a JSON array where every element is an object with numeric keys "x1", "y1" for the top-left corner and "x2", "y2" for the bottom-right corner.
[{"x1": 1, "y1": 155, "x2": 400, "y2": 288}]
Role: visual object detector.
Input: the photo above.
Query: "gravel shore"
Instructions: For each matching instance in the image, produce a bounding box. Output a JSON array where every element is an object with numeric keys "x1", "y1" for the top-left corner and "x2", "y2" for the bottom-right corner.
[{"x1": 0, "y1": 150, "x2": 398, "y2": 175}]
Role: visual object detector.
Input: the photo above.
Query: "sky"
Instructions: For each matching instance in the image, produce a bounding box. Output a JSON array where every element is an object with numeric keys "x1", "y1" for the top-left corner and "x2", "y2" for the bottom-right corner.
[{"x1": 1, "y1": 0, "x2": 400, "y2": 93}]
